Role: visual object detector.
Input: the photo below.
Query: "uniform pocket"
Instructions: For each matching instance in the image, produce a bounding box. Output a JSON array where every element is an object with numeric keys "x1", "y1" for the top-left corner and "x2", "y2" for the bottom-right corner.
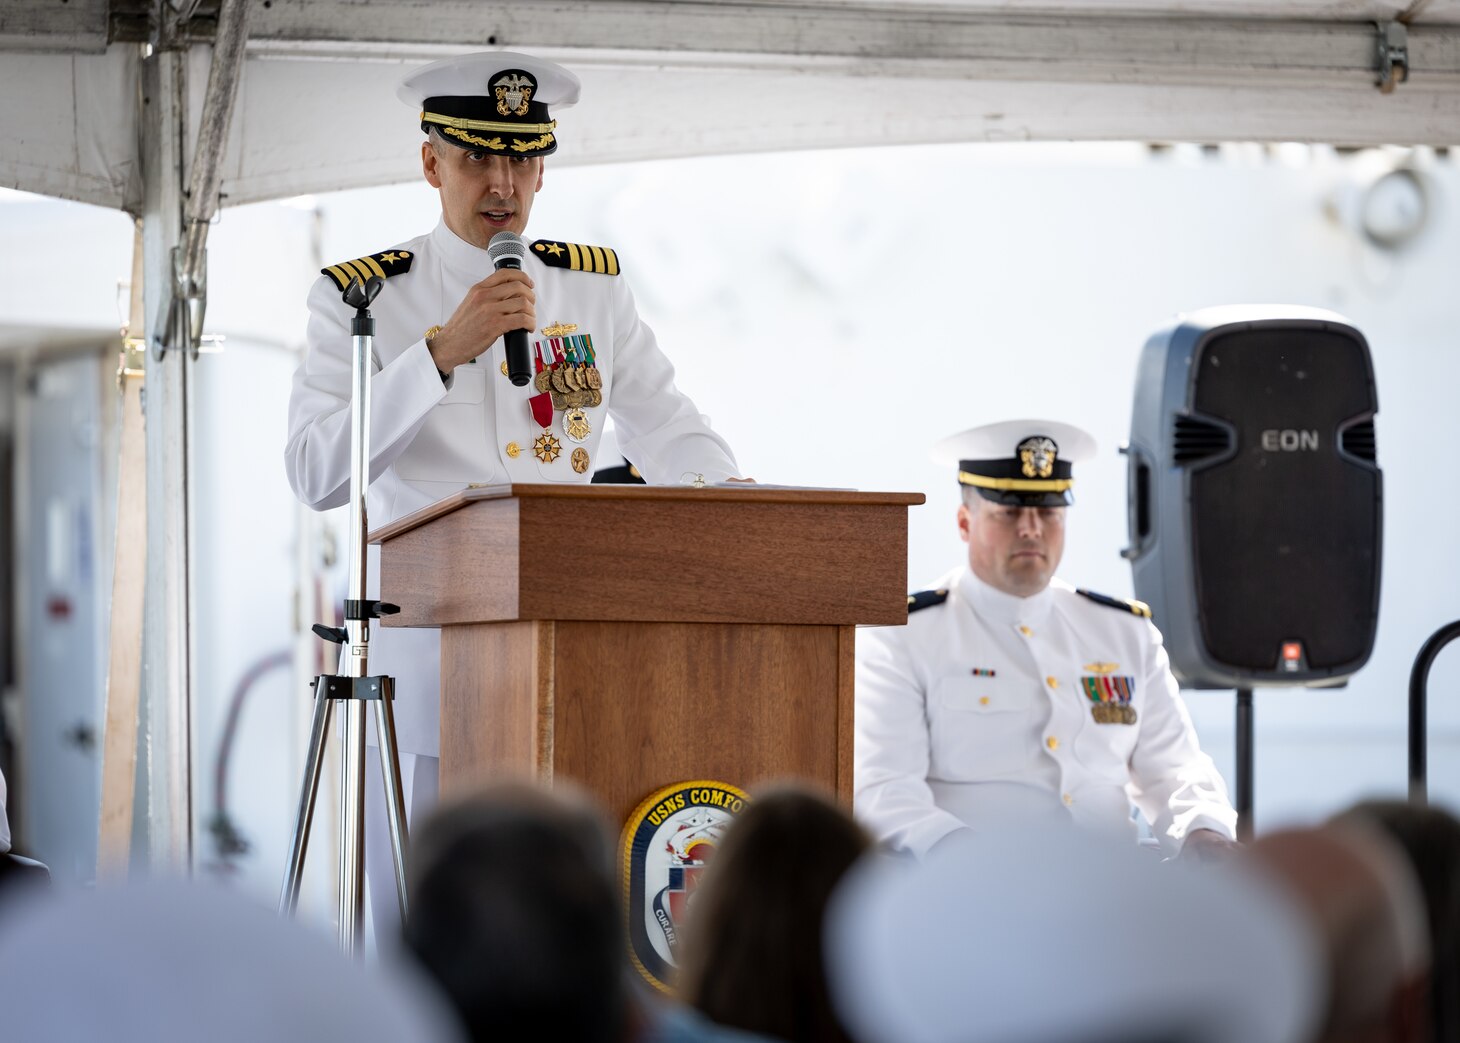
[
  {"x1": 928, "y1": 677, "x2": 1040, "y2": 780},
  {"x1": 442, "y1": 364, "x2": 488, "y2": 404}
]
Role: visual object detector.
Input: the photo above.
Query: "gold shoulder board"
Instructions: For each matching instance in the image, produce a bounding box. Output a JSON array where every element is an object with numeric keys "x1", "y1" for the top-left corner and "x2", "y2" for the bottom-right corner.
[
  {"x1": 530, "y1": 239, "x2": 620, "y2": 276},
  {"x1": 321, "y1": 249, "x2": 416, "y2": 291}
]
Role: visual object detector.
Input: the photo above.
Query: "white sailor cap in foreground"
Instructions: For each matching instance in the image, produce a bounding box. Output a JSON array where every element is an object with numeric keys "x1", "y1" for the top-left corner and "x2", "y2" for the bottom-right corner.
[
  {"x1": 825, "y1": 829, "x2": 1322, "y2": 1043},
  {"x1": 933, "y1": 418, "x2": 1098, "y2": 508},
  {"x1": 396, "y1": 51, "x2": 582, "y2": 157}
]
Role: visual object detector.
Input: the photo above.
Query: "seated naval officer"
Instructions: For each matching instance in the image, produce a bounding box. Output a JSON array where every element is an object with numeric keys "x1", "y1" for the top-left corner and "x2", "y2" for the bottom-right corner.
[
  {"x1": 283, "y1": 52, "x2": 746, "y2": 922},
  {"x1": 854, "y1": 420, "x2": 1237, "y2": 858}
]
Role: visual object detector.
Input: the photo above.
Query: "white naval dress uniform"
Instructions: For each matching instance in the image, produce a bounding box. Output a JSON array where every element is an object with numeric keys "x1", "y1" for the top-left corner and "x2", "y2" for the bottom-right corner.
[
  {"x1": 855, "y1": 567, "x2": 1236, "y2": 857},
  {"x1": 287, "y1": 220, "x2": 741, "y2": 937},
  {"x1": 285, "y1": 219, "x2": 741, "y2": 761}
]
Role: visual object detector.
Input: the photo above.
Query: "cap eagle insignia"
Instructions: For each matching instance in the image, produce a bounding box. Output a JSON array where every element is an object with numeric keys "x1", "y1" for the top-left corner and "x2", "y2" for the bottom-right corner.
[
  {"x1": 1018, "y1": 437, "x2": 1059, "y2": 479},
  {"x1": 494, "y1": 73, "x2": 535, "y2": 116}
]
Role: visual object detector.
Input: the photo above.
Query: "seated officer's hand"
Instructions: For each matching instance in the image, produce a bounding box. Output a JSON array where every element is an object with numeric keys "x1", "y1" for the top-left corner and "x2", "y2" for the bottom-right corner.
[
  {"x1": 1180, "y1": 828, "x2": 1239, "y2": 864},
  {"x1": 428, "y1": 269, "x2": 536, "y2": 372}
]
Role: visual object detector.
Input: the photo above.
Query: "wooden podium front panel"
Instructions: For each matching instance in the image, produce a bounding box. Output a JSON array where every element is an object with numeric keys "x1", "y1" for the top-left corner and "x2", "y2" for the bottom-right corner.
[
  {"x1": 439, "y1": 621, "x2": 552, "y2": 790},
  {"x1": 550, "y1": 621, "x2": 851, "y2": 830},
  {"x1": 436, "y1": 619, "x2": 855, "y2": 831}
]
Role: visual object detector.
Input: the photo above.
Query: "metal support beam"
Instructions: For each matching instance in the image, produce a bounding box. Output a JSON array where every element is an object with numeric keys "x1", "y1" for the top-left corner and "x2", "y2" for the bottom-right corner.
[
  {"x1": 139, "y1": 45, "x2": 195, "y2": 870},
  {"x1": 249, "y1": 3, "x2": 1460, "y2": 88}
]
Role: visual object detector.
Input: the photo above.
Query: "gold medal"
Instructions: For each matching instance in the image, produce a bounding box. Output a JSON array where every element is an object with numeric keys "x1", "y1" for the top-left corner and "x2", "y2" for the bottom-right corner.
[
  {"x1": 533, "y1": 432, "x2": 562, "y2": 463},
  {"x1": 571, "y1": 447, "x2": 590, "y2": 474},
  {"x1": 563, "y1": 407, "x2": 591, "y2": 443},
  {"x1": 534, "y1": 369, "x2": 553, "y2": 393},
  {"x1": 585, "y1": 367, "x2": 603, "y2": 390},
  {"x1": 551, "y1": 367, "x2": 569, "y2": 394},
  {"x1": 566, "y1": 364, "x2": 583, "y2": 391},
  {"x1": 588, "y1": 389, "x2": 604, "y2": 407}
]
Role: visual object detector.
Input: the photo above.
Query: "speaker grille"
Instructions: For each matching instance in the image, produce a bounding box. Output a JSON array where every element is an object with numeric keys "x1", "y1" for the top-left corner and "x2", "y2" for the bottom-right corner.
[
  {"x1": 1341, "y1": 419, "x2": 1377, "y2": 462},
  {"x1": 1187, "y1": 327, "x2": 1380, "y2": 673},
  {"x1": 1171, "y1": 415, "x2": 1232, "y2": 464}
]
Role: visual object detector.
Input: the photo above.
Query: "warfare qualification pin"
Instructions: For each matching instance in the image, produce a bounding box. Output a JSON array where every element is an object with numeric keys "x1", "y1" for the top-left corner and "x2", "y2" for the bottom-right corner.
[{"x1": 571, "y1": 447, "x2": 590, "y2": 474}]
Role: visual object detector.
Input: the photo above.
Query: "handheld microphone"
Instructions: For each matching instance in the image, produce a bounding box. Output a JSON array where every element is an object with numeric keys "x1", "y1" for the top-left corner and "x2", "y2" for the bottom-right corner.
[{"x1": 487, "y1": 231, "x2": 532, "y2": 387}]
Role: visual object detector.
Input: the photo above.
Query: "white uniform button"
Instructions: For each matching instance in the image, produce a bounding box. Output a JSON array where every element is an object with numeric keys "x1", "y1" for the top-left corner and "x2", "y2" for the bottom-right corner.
[
  {"x1": 1046, "y1": 736, "x2": 1060, "y2": 751},
  {"x1": 1062, "y1": 792, "x2": 1074, "y2": 806},
  {"x1": 1019, "y1": 625, "x2": 1033, "y2": 637},
  {"x1": 1045, "y1": 675, "x2": 1058, "y2": 689},
  {"x1": 979, "y1": 696, "x2": 990, "y2": 706}
]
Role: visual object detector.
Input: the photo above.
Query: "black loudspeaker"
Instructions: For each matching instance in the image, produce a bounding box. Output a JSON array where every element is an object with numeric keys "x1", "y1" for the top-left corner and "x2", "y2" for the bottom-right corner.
[{"x1": 1124, "y1": 306, "x2": 1382, "y2": 689}]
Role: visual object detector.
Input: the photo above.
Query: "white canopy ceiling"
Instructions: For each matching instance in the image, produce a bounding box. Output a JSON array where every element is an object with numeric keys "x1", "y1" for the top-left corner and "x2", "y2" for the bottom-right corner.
[{"x1": 3, "y1": 0, "x2": 1459, "y2": 213}]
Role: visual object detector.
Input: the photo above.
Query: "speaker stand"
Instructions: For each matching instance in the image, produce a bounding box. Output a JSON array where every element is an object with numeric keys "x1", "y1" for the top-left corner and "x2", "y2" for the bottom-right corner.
[{"x1": 1235, "y1": 687, "x2": 1254, "y2": 842}]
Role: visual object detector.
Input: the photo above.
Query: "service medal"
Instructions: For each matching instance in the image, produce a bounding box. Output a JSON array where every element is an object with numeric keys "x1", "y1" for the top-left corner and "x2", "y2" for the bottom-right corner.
[
  {"x1": 563, "y1": 407, "x2": 591, "y2": 443},
  {"x1": 551, "y1": 367, "x2": 570, "y2": 394},
  {"x1": 533, "y1": 431, "x2": 562, "y2": 463},
  {"x1": 534, "y1": 369, "x2": 553, "y2": 393},
  {"x1": 585, "y1": 367, "x2": 603, "y2": 390}
]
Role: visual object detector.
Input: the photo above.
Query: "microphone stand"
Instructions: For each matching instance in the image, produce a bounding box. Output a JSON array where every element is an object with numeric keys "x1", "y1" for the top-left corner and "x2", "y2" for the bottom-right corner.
[{"x1": 279, "y1": 275, "x2": 411, "y2": 953}]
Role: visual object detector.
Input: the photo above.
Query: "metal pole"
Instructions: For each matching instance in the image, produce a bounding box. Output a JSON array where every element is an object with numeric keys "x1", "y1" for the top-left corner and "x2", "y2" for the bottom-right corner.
[
  {"x1": 1235, "y1": 687, "x2": 1254, "y2": 842},
  {"x1": 335, "y1": 315, "x2": 375, "y2": 952},
  {"x1": 139, "y1": 45, "x2": 195, "y2": 871},
  {"x1": 278, "y1": 680, "x2": 334, "y2": 915},
  {"x1": 375, "y1": 691, "x2": 411, "y2": 921},
  {"x1": 1408, "y1": 620, "x2": 1460, "y2": 806},
  {"x1": 279, "y1": 278, "x2": 409, "y2": 946}
]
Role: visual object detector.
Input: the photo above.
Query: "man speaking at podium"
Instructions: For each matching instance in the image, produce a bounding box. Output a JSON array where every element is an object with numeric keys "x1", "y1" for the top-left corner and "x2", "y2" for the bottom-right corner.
[
  {"x1": 854, "y1": 420, "x2": 1236, "y2": 859},
  {"x1": 284, "y1": 52, "x2": 744, "y2": 915}
]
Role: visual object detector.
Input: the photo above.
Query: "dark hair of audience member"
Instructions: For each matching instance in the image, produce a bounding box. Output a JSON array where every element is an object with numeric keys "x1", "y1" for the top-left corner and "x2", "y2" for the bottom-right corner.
[
  {"x1": 676, "y1": 784, "x2": 872, "y2": 1043},
  {"x1": 1334, "y1": 799, "x2": 1460, "y2": 1043},
  {"x1": 402, "y1": 782, "x2": 624, "y2": 1043}
]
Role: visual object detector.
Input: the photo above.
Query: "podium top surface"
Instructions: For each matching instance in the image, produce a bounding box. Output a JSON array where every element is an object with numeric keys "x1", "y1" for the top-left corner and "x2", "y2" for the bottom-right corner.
[
  {"x1": 370, "y1": 483, "x2": 924, "y2": 627},
  {"x1": 370, "y1": 483, "x2": 925, "y2": 545}
]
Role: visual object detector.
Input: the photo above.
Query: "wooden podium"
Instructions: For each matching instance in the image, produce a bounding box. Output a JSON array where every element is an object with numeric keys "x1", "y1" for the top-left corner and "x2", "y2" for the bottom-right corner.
[{"x1": 372, "y1": 484, "x2": 922, "y2": 828}]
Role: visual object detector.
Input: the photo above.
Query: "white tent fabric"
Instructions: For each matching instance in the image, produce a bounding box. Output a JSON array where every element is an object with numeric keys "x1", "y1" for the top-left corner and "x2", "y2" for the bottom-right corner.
[{"x1": 3, "y1": 0, "x2": 1460, "y2": 213}]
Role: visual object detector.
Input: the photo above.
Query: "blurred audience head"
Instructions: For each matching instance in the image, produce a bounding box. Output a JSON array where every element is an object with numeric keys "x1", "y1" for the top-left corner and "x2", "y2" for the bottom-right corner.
[
  {"x1": 1331, "y1": 800, "x2": 1460, "y2": 1043},
  {"x1": 403, "y1": 781, "x2": 623, "y2": 1043},
  {"x1": 0, "y1": 876, "x2": 460, "y2": 1042},
  {"x1": 676, "y1": 783, "x2": 871, "y2": 1043},
  {"x1": 825, "y1": 826, "x2": 1320, "y2": 1043},
  {"x1": 1250, "y1": 822, "x2": 1430, "y2": 1043}
]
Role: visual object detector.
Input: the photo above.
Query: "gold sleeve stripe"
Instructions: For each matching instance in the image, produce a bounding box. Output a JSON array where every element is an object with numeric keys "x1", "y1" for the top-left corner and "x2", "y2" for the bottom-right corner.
[
  {"x1": 339, "y1": 259, "x2": 371, "y2": 285},
  {"x1": 958, "y1": 472, "x2": 1075, "y2": 493},
  {"x1": 567, "y1": 242, "x2": 583, "y2": 270},
  {"x1": 592, "y1": 244, "x2": 612, "y2": 273},
  {"x1": 325, "y1": 264, "x2": 352, "y2": 289},
  {"x1": 360, "y1": 255, "x2": 388, "y2": 279},
  {"x1": 605, "y1": 248, "x2": 619, "y2": 276}
]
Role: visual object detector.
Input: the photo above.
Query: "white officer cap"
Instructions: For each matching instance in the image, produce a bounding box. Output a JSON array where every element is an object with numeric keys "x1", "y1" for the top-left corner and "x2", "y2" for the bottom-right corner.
[
  {"x1": 825, "y1": 830, "x2": 1322, "y2": 1043},
  {"x1": 0, "y1": 877, "x2": 463, "y2": 1042},
  {"x1": 397, "y1": 51, "x2": 582, "y2": 156},
  {"x1": 932, "y1": 418, "x2": 1098, "y2": 507}
]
